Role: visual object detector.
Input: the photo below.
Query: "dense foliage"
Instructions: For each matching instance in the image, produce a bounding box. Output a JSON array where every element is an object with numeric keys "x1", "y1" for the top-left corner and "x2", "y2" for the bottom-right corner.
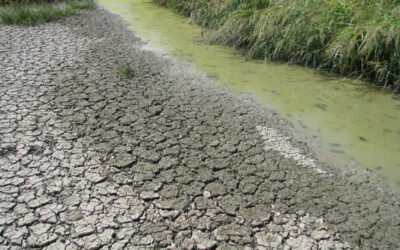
[{"x1": 154, "y1": 0, "x2": 400, "y2": 90}]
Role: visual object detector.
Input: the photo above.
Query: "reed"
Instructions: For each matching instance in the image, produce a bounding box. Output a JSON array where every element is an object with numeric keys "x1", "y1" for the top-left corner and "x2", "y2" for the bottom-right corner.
[{"x1": 154, "y1": 0, "x2": 400, "y2": 91}]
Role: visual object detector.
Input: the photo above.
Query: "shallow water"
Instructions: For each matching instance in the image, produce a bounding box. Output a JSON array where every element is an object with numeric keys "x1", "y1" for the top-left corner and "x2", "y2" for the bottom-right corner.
[{"x1": 99, "y1": 0, "x2": 400, "y2": 182}]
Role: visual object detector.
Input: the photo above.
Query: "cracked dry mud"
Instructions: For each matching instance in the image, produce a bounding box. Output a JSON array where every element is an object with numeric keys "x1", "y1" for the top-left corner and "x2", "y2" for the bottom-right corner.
[{"x1": 0, "y1": 6, "x2": 399, "y2": 249}]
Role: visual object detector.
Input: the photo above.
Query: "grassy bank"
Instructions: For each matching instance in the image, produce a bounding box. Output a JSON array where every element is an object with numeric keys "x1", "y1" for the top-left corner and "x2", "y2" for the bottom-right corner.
[
  {"x1": 0, "y1": 0, "x2": 95, "y2": 25},
  {"x1": 154, "y1": 0, "x2": 400, "y2": 91}
]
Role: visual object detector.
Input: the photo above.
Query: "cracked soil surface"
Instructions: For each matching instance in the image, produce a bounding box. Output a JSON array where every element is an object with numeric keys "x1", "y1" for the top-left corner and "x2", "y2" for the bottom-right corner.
[{"x1": 0, "y1": 6, "x2": 400, "y2": 249}]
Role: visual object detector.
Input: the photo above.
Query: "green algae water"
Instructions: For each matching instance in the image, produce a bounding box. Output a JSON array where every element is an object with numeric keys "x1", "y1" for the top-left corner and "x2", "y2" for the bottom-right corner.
[{"x1": 99, "y1": 0, "x2": 400, "y2": 183}]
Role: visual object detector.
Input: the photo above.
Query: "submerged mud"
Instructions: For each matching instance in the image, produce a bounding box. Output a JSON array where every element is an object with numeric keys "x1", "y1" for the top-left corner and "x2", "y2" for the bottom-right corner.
[{"x1": 0, "y1": 6, "x2": 399, "y2": 249}]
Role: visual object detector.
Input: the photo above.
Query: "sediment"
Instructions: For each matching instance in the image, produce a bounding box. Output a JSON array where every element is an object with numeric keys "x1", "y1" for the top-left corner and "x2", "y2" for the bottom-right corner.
[{"x1": 0, "y1": 6, "x2": 399, "y2": 249}]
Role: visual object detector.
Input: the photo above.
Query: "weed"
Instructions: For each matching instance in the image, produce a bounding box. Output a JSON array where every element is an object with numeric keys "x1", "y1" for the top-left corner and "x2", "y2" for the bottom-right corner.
[
  {"x1": 0, "y1": 0, "x2": 95, "y2": 25},
  {"x1": 117, "y1": 63, "x2": 138, "y2": 78}
]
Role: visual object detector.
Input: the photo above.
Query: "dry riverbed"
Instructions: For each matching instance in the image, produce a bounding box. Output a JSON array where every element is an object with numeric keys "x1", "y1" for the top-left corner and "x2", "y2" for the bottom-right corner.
[{"x1": 0, "y1": 6, "x2": 399, "y2": 249}]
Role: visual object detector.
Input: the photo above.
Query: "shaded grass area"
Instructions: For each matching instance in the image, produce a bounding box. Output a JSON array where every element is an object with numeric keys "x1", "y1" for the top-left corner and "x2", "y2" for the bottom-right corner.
[
  {"x1": 0, "y1": 0, "x2": 95, "y2": 25},
  {"x1": 154, "y1": 0, "x2": 400, "y2": 91}
]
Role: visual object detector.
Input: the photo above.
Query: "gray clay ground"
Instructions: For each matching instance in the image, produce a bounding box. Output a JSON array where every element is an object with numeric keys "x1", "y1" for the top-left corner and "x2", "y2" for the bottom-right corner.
[{"x1": 1, "y1": 6, "x2": 400, "y2": 249}]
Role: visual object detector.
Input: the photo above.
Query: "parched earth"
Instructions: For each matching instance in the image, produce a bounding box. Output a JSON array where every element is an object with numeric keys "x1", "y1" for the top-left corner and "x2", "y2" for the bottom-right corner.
[{"x1": 0, "y1": 6, "x2": 399, "y2": 249}]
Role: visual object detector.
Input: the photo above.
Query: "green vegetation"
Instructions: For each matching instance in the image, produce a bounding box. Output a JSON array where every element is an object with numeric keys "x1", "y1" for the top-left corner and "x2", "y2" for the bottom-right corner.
[
  {"x1": 117, "y1": 62, "x2": 140, "y2": 78},
  {"x1": 154, "y1": 0, "x2": 400, "y2": 91},
  {"x1": 0, "y1": 0, "x2": 95, "y2": 26}
]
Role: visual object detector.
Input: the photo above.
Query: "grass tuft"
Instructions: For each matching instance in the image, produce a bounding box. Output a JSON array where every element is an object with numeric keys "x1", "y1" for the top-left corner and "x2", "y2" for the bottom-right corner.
[
  {"x1": 154, "y1": 0, "x2": 400, "y2": 91},
  {"x1": 0, "y1": 0, "x2": 95, "y2": 26},
  {"x1": 117, "y1": 63, "x2": 139, "y2": 78}
]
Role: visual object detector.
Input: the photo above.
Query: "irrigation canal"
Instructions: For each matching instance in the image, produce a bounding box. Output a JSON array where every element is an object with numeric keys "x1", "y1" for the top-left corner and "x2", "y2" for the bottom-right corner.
[{"x1": 99, "y1": 0, "x2": 400, "y2": 183}]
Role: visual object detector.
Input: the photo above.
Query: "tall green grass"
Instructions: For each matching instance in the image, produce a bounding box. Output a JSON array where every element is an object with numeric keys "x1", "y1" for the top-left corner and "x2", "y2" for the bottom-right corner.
[
  {"x1": 154, "y1": 0, "x2": 400, "y2": 91},
  {"x1": 0, "y1": 0, "x2": 95, "y2": 25}
]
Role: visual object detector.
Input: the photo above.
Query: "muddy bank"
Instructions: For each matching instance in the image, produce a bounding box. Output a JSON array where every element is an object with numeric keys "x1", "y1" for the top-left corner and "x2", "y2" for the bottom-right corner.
[{"x1": 0, "y1": 5, "x2": 399, "y2": 249}]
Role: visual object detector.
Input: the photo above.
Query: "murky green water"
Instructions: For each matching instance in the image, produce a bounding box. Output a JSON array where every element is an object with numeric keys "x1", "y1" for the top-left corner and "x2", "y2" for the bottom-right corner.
[{"x1": 99, "y1": 0, "x2": 400, "y2": 182}]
